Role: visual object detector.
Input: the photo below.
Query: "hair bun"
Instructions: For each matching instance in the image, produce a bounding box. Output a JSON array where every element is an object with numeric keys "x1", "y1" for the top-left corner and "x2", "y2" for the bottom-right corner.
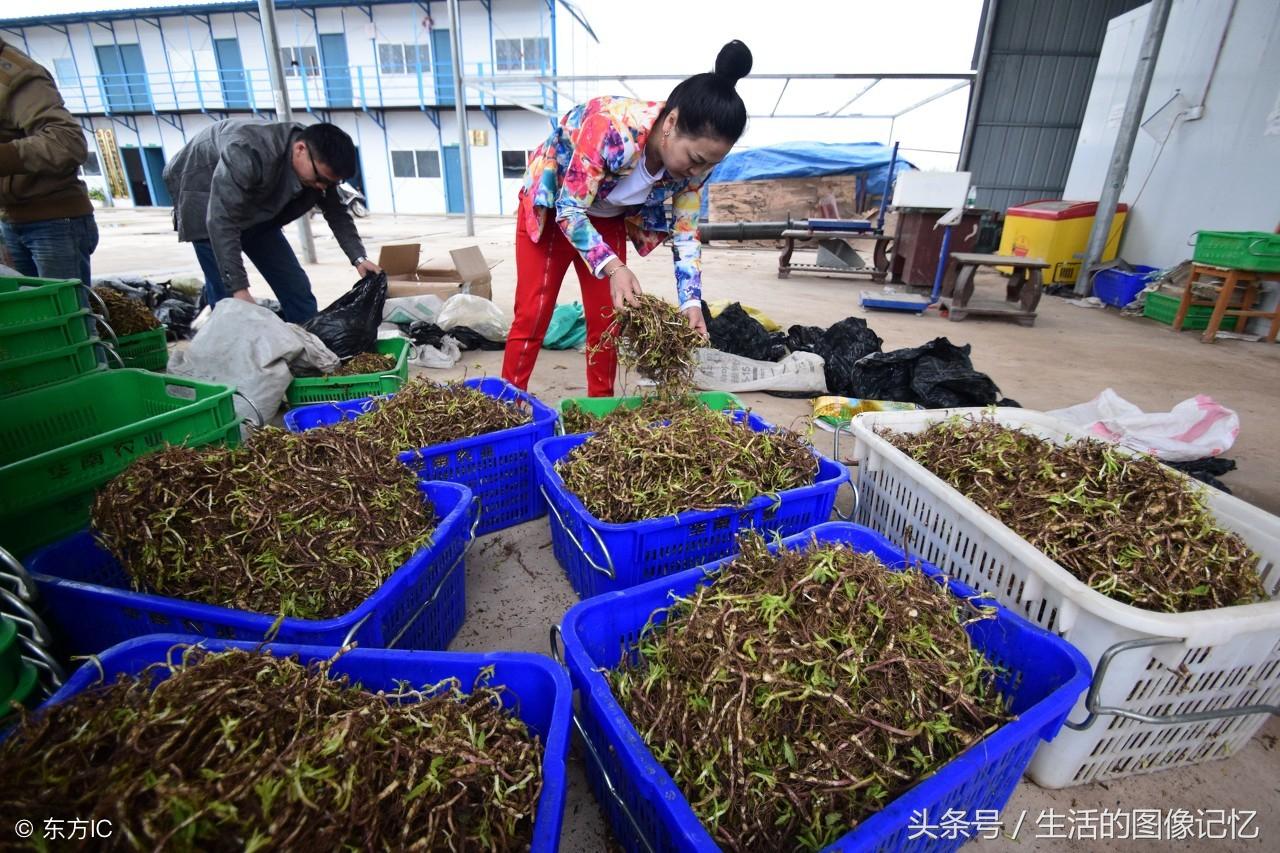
[{"x1": 714, "y1": 40, "x2": 752, "y2": 85}]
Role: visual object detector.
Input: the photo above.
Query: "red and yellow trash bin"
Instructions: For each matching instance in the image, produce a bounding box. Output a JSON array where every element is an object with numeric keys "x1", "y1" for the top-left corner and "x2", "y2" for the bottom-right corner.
[{"x1": 998, "y1": 200, "x2": 1128, "y2": 284}]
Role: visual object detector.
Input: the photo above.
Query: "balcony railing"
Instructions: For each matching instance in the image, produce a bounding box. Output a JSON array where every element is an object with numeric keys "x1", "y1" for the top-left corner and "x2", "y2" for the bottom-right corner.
[{"x1": 57, "y1": 63, "x2": 548, "y2": 115}]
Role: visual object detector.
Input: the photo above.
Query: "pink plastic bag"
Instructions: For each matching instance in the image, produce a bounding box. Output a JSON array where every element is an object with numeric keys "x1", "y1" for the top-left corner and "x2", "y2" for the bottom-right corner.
[{"x1": 1047, "y1": 388, "x2": 1239, "y2": 462}]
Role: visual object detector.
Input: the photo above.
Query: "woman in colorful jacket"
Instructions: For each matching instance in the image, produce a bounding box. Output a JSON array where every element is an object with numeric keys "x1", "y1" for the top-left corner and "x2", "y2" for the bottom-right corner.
[{"x1": 501, "y1": 40, "x2": 753, "y2": 396}]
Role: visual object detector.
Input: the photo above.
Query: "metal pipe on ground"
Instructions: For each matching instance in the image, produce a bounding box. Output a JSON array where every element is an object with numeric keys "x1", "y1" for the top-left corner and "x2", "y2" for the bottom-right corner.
[{"x1": 698, "y1": 221, "x2": 802, "y2": 244}]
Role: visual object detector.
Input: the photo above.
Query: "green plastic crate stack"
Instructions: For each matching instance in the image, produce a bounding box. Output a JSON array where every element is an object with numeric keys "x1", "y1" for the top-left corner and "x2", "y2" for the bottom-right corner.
[
  {"x1": 0, "y1": 370, "x2": 241, "y2": 559},
  {"x1": 0, "y1": 276, "x2": 106, "y2": 397}
]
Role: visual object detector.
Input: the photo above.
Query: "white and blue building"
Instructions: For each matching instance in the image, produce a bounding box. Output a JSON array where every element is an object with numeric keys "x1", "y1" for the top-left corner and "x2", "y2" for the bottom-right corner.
[{"x1": 0, "y1": 0, "x2": 600, "y2": 214}]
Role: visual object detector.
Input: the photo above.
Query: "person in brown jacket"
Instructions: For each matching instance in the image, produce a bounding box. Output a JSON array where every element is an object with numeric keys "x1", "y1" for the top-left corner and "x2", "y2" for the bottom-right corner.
[{"x1": 0, "y1": 37, "x2": 97, "y2": 285}]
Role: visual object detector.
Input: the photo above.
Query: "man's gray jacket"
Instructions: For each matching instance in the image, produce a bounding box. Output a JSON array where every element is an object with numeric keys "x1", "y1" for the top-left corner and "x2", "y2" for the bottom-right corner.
[{"x1": 163, "y1": 119, "x2": 366, "y2": 294}]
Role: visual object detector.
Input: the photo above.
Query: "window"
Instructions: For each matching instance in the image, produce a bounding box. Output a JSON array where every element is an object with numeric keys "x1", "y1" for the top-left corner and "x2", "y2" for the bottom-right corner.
[
  {"x1": 280, "y1": 46, "x2": 319, "y2": 77},
  {"x1": 80, "y1": 151, "x2": 102, "y2": 176},
  {"x1": 415, "y1": 150, "x2": 441, "y2": 178},
  {"x1": 495, "y1": 37, "x2": 550, "y2": 72},
  {"x1": 391, "y1": 150, "x2": 440, "y2": 178},
  {"x1": 501, "y1": 149, "x2": 530, "y2": 179},
  {"x1": 522, "y1": 37, "x2": 548, "y2": 71},
  {"x1": 495, "y1": 39, "x2": 521, "y2": 72},
  {"x1": 53, "y1": 58, "x2": 78, "y2": 88},
  {"x1": 378, "y1": 43, "x2": 429, "y2": 75}
]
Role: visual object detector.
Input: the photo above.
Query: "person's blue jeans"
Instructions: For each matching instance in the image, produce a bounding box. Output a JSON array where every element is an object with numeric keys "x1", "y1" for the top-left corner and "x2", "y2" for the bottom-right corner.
[
  {"x1": 0, "y1": 214, "x2": 99, "y2": 286},
  {"x1": 193, "y1": 223, "x2": 318, "y2": 323}
]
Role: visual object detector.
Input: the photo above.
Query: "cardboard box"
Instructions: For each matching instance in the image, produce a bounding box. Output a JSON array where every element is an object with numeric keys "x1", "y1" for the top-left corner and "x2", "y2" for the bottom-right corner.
[{"x1": 378, "y1": 243, "x2": 498, "y2": 301}]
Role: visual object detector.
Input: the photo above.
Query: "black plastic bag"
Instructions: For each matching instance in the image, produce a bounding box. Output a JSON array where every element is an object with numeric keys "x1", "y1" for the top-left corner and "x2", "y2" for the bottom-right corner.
[
  {"x1": 785, "y1": 324, "x2": 826, "y2": 354},
  {"x1": 448, "y1": 326, "x2": 506, "y2": 351},
  {"x1": 817, "y1": 318, "x2": 884, "y2": 397},
  {"x1": 407, "y1": 321, "x2": 505, "y2": 352},
  {"x1": 407, "y1": 321, "x2": 449, "y2": 348},
  {"x1": 1167, "y1": 456, "x2": 1236, "y2": 494},
  {"x1": 848, "y1": 337, "x2": 1004, "y2": 407},
  {"x1": 154, "y1": 298, "x2": 199, "y2": 340},
  {"x1": 302, "y1": 272, "x2": 388, "y2": 360},
  {"x1": 910, "y1": 353, "x2": 1003, "y2": 408},
  {"x1": 706, "y1": 302, "x2": 787, "y2": 361}
]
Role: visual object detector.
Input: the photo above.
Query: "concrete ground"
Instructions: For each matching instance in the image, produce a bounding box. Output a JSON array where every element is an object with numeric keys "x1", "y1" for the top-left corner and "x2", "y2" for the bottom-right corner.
[{"x1": 92, "y1": 208, "x2": 1278, "y2": 850}]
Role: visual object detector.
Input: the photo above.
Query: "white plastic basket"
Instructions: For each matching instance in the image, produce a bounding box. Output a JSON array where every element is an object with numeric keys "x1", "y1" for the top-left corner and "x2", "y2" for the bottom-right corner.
[{"x1": 842, "y1": 408, "x2": 1280, "y2": 788}]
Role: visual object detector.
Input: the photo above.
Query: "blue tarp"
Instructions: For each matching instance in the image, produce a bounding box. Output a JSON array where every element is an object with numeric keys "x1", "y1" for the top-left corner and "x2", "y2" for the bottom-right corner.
[{"x1": 699, "y1": 141, "x2": 915, "y2": 220}]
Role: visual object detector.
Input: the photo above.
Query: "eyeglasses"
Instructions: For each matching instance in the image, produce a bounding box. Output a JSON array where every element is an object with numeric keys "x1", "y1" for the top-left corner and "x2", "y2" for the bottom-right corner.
[{"x1": 306, "y1": 145, "x2": 337, "y2": 190}]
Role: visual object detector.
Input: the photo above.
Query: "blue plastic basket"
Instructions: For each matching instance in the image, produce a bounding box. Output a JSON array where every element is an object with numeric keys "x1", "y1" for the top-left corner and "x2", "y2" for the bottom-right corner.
[
  {"x1": 284, "y1": 377, "x2": 559, "y2": 535},
  {"x1": 25, "y1": 481, "x2": 479, "y2": 658},
  {"x1": 558, "y1": 522, "x2": 1091, "y2": 852},
  {"x1": 1093, "y1": 265, "x2": 1158, "y2": 308},
  {"x1": 534, "y1": 411, "x2": 850, "y2": 599},
  {"x1": 37, "y1": 635, "x2": 570, "y2": 852}
]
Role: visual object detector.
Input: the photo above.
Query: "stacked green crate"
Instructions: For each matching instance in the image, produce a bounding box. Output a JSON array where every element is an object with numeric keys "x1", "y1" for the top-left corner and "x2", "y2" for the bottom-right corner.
[{"x1": 0, "y1": 277, "x2": 104, "y2": 396}]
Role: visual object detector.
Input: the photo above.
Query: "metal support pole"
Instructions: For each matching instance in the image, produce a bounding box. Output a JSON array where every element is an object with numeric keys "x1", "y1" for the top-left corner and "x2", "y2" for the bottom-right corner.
[
  {"x1": 446, "y1": 0, "x2": 475, "y2": 235},
  {"x1": 258, "y1": 0, "x2": 317, "y2": 263},
  {"x1": 1075, "y1": 0, "x2": 1172, "y2": 296},
  {"x1": 958, "y1": 0, "x2": 997, "y2": 170}
]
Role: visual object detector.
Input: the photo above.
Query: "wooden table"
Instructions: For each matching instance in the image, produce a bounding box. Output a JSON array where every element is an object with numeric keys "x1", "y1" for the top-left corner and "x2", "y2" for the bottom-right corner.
[
  {"x1": 778, "y1": 229, "x2": 892, "y2": 282},
  {"x1": 941, "y1": 252, "x2": 1048, "y2": 326},
  {"x1": 1174, "y1": 263, "x2": 1280, "y2": 344}
]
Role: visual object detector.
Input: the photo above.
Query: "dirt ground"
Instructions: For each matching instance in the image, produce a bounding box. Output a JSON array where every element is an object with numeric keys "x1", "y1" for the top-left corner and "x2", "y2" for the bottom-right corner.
[{"x1": 92, "y1": 208, "x2": 1279, "y2": 851}]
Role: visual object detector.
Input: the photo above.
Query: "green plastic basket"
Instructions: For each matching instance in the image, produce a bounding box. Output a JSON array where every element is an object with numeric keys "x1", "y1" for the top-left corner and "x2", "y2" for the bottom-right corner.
[
  {"x1": 0, "y1": 370, "x2": 238, "y2": 520},
  {"x1": 0, "y1": 660, "x2": 37, "y2": 720},
  {"x1": 0, "y1": 309, "x2": 95, "y2": 362},
  {"x1": 114, "y1": 327, "x2": 169, "y2": 372},
  {"x1": 0, "y1": 420, "x2": 242, "y2": 560},
  {"x1": 0, "y1": 339, "x2": 105, "y2": 398},
  {"x1": 284, "y1": 337, "x2": 411, "y2": 405},
  {"x1": 1143, "y1": 291, "x2": 1239, "y2": 331},
  {"x1": 557, "y1": 391, "x2": 746, "y2": 432},
  {"x1": 1192, "y1": 231, "x2": 1280, "y2": 273},
  {"x1": 0, "y1": 276, "x2": 85, "y2": 329}
]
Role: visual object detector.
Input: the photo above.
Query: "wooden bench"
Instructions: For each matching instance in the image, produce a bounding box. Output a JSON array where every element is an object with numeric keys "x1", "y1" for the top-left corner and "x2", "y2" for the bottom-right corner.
[
  {"x1": 942, "y1": 252, "x2": 1048, "y2": 327},
  {"x1": 1174, "y1": 263, "x2": 1280, "y2": 344}
]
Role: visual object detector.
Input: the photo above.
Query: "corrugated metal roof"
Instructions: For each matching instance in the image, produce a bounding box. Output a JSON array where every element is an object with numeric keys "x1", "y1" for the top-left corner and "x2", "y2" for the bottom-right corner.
[{"x1": 963, "y1": 0, "x2": 1147, "y2": 214}]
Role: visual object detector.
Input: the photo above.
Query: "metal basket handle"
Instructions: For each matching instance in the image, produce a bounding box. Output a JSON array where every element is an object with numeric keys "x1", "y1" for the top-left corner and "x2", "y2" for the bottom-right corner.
[
  {"x1": 548, "y1": 623, "x2": 565, "y2": 666},
  {"x1": 99, "y1": 340, "x2": 126, "y2": 369},
  {"x1": 0, "y1": 545, "x2": 37, "y2": 602},
  {"x1": 85, "y1": 285, "x2": 108, "y2": 317},
  {"x1": 90, "y1": 312, "x2": 120, "y2": 346},
  {"x1": 571, "y1": 712, "x2": 658, "y2": 853},
  {"x1": 17, "y1": 633, "x2": 66, "y2": 692},
  {"x1": 0, "y1": 586, "x2": 55, "y2": 646},
  {"x1": 539, "y1": 484, "x2": 615, "y2": 579},
  {"x1": 232, "y1": 390, "x2": 266, "y2": 428},
  {"x1": 832, "y1": 421, "x2": 857, "y2": 460},
  {"x1": 1247, "y1": 237, "x2": 1280, "y2": 258},
  {"x1": 1065, "y1": 636, "x2": 1280, "y2": 731},
  {"x1": 384, "y1": 496, "x2": 482, "y2": 649},
  {"x1": 832, "y1": 480, "x2": 860, "y2": 522}
]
